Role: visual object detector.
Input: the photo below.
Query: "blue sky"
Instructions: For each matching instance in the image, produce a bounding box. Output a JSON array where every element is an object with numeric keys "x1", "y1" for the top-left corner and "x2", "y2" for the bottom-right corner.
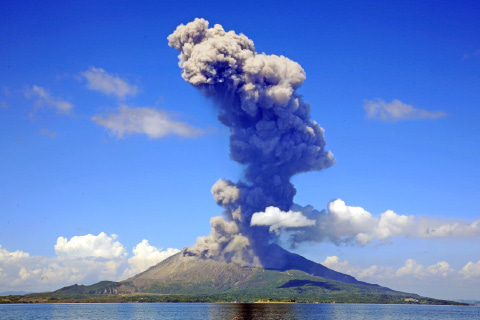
[{"x1": 1, "y1": 0, "x2": 480, "y2": 300}]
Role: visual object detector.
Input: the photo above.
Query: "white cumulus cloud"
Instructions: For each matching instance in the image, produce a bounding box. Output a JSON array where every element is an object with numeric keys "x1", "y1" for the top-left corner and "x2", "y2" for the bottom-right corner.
[
  {"x1": 376, "y1": 210, "x2": 415, "y2": 240},
  {"x1": 364, "y1": 98, "x2": 446, "y2": 122},
  {"x1": 327, "y1": 199, "x2": 377, "y2": 243},
  {"x1": 0, "y1": 245, "x2": 30, "y2": 260},
  {"x1": 92, "y1": 105, "x2": 204, "y2": 139},
  {"x1": 320, "y1": 256, "x2": 480, "y2": 299},
  {"x1": 81, "y1": 67, "x2": 138, "y2": 99},
  {"x1": 54, "y1": 232, "x2": 127, "y2": 259},
  {"x1": 121, "y1": 240, "x2": 180, "y2": 278},
  {"x1": 0, "y1": 235, "x2": 180, "y2": 293},
  {"x1": 460, "y1": 261, "x2": 480, "y2": 279},
  {"x1": 323, "y1": 256, "x2": 459, "y2": 281},
  {"x1": 288, "y1": 199, "x2": 480, "y2": 247},
  {"x1": 321, "y1": 255, "x2": 394, "y2": 282},
  {"x1": 251, "y1": 206, "x2": 316, "y2": 234},
  {"x1": 395, "y1": 259, "x2": 429, "y2": 278},
  {"x1": 290, "y1": 200, "x2": 414, "y2": 246}
]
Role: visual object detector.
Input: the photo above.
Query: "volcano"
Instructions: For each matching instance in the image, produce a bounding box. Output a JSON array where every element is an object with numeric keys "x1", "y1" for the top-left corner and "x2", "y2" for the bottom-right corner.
[
  {"x1": 3, "y1": 19, "x2": 459, "y2": 305},
  {"x1": 126, "y1": 244, "x2": 373, "y2": 293},
  {"x1": 36, "y1": 244, "x2": 457, "y2": 305}
]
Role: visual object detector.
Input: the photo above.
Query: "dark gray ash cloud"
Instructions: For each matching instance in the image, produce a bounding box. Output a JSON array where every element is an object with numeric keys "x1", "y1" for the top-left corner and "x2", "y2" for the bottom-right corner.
[{"x1": 168, "y1": 18, "x2": 334, "y2": 266}]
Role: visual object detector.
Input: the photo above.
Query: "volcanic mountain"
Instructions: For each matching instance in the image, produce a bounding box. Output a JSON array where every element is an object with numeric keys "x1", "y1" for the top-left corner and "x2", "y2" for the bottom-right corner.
[
  {"x1": 37, "y1": 244, "x2": 454, "y2": 305},
  {"x1": 7, "y1": 244, "x2": 457, "y2": 304},
  {"x1": 2, "y1": 19, "x2": 458, "y2": 305},
  {"x1": 124, "y1": 244, "x2": 374, "y2": 295}
]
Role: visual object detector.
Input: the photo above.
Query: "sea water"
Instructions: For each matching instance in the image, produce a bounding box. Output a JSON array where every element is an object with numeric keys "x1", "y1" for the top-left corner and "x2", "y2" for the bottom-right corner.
[{"x1": 0, "y1": 303, "x2": 479, "y2": 320}]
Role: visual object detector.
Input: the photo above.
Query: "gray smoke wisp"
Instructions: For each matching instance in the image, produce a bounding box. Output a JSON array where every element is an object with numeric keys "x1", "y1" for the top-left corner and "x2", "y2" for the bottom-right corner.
[{"x1": 168, "y1": 18, "x2": 334, "y2": 267}]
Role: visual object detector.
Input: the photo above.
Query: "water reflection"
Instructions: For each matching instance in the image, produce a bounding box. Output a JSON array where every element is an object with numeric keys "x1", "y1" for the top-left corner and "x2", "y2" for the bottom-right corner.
[
  {"x1": 209, "y1": 303, "x2": 301, "y2": 320},
  {"x1": 205, "y1": 303, "x2": 480, "y2": 320},
  {"x1": 207, "y1": 303, "x2": 419, "y2": 320},
  {"x1": 2, "y1": 302, "x2": 478, "y2": 320}
]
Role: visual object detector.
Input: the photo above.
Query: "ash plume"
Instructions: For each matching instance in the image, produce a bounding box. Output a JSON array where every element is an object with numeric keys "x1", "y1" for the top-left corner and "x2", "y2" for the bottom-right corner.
[{"x1": 168, "y1": 18, "x2": 334, "y2": 267}]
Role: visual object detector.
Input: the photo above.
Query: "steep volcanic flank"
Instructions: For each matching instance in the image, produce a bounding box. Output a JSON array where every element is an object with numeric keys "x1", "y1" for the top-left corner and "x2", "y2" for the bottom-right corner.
[
  {"x1": 37, "y1": 246, "x2": 460, "y2": 304},
  {"x1": 122, "y1": 244, "x2": 375, "y2": 295},
  {"x1": 256, "y1": 244, "x2": 373, "y2": 286},
  {"x1": 124, "y1": 250, "x2": 258, "y2": 295}
]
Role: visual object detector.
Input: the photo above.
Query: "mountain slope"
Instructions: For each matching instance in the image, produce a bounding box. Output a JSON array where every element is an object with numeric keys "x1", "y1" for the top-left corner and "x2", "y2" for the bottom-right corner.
[
  {"x1": 123, "y1": 251, "x2": 259, "y2": 294},
  {"x1": 256, "y1": 244, "x2": 374, "y2": 286},
  {"x1": 2, "y1": 245, "x2": 460, "y2": 304},
  {"x1": 123, "y1": 244, "x2": 375, "y2": 294}
]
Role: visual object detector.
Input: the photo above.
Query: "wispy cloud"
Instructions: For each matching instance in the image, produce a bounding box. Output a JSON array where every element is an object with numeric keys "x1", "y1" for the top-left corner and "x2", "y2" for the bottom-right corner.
[
  {"x1": 92, "y1": 105, "x2": 205, "y2": 139},
  {"x1": 24, "y1": 85, "x2": 73, "y2": 114},
  {"x1": 364, "y1": 99, "x2": 446, "y2": 122},
  {"x1": 81, "y1": 67, "x2": 138, "y2": 99},
  {"x1": 39, "y1": 128, "x2": 57, "y2": 138},
  {"x1": 0, "y1": 233, "x2": 179, "y2": 292},
  {"x1": 463, "y1": 49, "x2": 480, "y2": 60},
  {"x1": 2, "y1": 87, "x2": 11, "y2": 108}
]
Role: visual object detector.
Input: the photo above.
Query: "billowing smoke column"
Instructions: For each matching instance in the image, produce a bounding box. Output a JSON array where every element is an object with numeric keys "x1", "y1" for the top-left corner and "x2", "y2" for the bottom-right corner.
[{"x1": 168, "y1": 18, "x2": 334, "y2": 267}]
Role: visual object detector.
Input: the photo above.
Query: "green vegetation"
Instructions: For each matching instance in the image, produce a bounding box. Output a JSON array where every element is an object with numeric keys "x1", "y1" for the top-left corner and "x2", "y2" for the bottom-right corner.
[
  {"x1": 0, "y1": 250, "x2": 464, "y2": 305},
  {"x1": 0, "y1": 269, "x2": 461, "y2": 305}
]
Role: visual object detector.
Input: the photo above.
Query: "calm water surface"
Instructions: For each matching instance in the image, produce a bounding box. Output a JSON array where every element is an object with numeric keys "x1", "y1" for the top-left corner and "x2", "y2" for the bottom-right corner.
[{"x1": 1, "y1": 303, "x2": 479, "y2": 320}]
